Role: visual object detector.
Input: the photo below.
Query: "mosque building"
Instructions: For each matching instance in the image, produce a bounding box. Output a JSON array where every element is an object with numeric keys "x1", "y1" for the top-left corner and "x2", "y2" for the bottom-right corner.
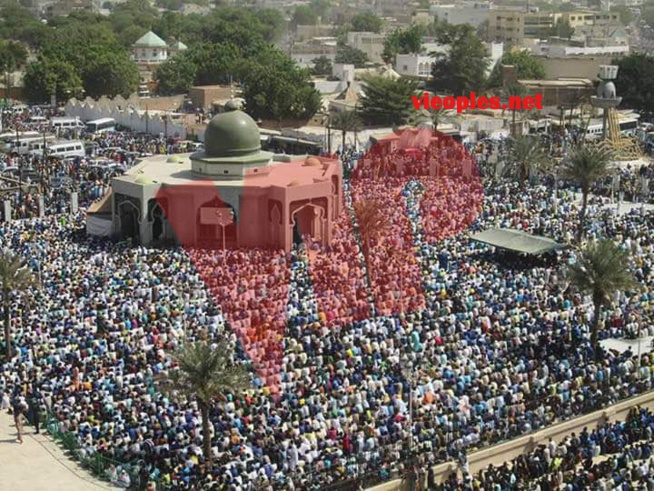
[{"x1": 88, "y1": 102, "x2": 342, "y2": 250}]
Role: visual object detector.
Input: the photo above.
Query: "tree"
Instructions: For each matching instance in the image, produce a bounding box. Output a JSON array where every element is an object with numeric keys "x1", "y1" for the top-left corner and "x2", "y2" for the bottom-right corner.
[
  {"x1": 382, "y1": 26, "x2": 424, "y2": 65},
  {"x1": 610, "y1": 5, "x2": 633, "y2": 25},
  {"x1": 614, "y1": 53, "x2": 654, "y2": 118},
  {"x1": 23, "y1": 58, "x2": 84, "y2": 104},
  {"x1": 312, "y1": 56, "x2": 332, "y2": 76},
  {"x1": 240, "y1": 50, "x2": 321, "y2": 122},
  {"x1": 488, "y1": 51, "x2": 546, "y2": 88},
  {"x1": 358, "y1": 75, "x2": 419, "y2": 126},
  {"x1": 335, "y1": 44, "x2": 368, "y2": 67},
  {"x1": 82, "y1": 51, "x2": 140, "y2": 99},
  {"x1": 567, "y1": 240, "x2": 638, "y2": 347},
  {"x1": 430, "y1": 24, "x2": 488, "y2": 96},
  {"x1": 187, "y1": 42, "x2": 240, "y2": 86},
  {"x1": 550, "y1": 18, "x2": 574, "y2": 39},
  {"x1": 155, "y1": 56, "x2": 198, "y2": 95},
  {"x1": 0, "y1": 251, "x2": 37, "y2": 359},
  {"x1": 502, "y1": 135, "x2": 550, "y2": 181},
  {"x1": 353, "y1": 199, "x2": 387, "y2": 258},
  {"x1": 350, "y1": 12, "x2": 383, "y2": 33},
  {"x1": 0, "y1": 41, "x2": 27, "y2": 100},
  {"x1": 292, "y1": 5, "x2": 318, "y2": 28},
  {"x1": 503, "y1": 83, "x2": 528, "y2": 137},
  {"x1": 330, "y1": 110, "x2": 362, "y2": 149},
  {"x1": 158, "y1": 341, "x2": 250, "y2": 463},
  {"x1": 561, "y1": 145, "x2": 615, "y2": 242}
]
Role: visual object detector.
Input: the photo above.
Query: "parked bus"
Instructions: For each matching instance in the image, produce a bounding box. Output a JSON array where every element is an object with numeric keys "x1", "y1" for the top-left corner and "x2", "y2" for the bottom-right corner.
[
  {"x1": 85, "y1": 118, "x2": 116, "y2": 134},
  {"x1": 585, "y1": 116, "x2": 640, "y2": 140},
  {"x1": 0, "y1": 131, "x2": 40, "y2": 142},
  {"x1": 8, "y1": 135, "x2": 56, "y2": 155},
  {"x1": 51, "y1": 117, "x2": 85, "y2": 131},
  {"x1": 47, "y1": 140, "x2": 86, "y2": 159}
]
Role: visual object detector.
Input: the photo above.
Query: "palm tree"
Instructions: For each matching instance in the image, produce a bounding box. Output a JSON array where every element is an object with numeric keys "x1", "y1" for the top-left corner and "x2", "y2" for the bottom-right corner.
[
  {"x1": 157, "y1": 341, "x2": 250, "y2": 464},
  {"x1": 329, "y1": 110, "x2": 362, "y2": 150},
  {"x1": 503, "y1": 135, "x2": 551, "y2": 182},
  {"x1": 567, "y1": 239, "x2": 638, "y2": 347},
  {"x1": 0, "y1": 251, "x2": 37, "y2": 359},
  {"x1": 353, "y1": 198, "x2": 387, "y2": 259},
  {"x1": 411, "y1": 107, "x2": 459, "y2": 131},
  {"x1": 503, "y1": 83, "x2": 528, "y2": 137},
  {"x1": 560, "y1": 145, "x2": 615, "y2": 242}
]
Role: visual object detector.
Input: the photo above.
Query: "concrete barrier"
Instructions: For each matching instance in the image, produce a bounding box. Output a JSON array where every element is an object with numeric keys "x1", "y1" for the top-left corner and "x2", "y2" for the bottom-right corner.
[{"x1": 367, "y1": 390, "x2": 654, "y2": 491}]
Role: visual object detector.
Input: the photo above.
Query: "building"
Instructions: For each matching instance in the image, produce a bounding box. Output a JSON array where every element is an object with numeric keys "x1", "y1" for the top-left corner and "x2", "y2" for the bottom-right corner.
[
  {"x1": 411, "y1": 9, "x2": 434, "y2": 26},
  {"x1": 561, "y1": 11, "x2": 621, "y2": 28},
  {"x1": 131, "y1": 31, "x2": 169, "y2": 65},
  {"x1": 398, "y1": 41, "x2": 502, "y2": 79},
  {"x1": 98, "y1": 102, "x2": 342, "y2": 249},
  {"x1": 488, "y1": 9, "x2": 527, "y2": 45},
  {"x1": 290, "y1": 38, "x2": 337, "y2": 68},
  {"x1": 431, "y1": 2, "x2": 492, "y2": 27},
  {"x1": 346, "y1": 32, "x2": 386, "y2": 64}
]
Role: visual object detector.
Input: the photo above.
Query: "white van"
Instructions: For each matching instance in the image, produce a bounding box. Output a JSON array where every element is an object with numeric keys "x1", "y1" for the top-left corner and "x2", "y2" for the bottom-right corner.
[
  {"x1": 47, "y1": 140, "x2": 86, "y2": 159},
  {"x1": 8, "y1": 135, "x2": 56, "y2": 155},
  {"x1": 51, "y1": 117, "x2": 85, "y2": 131},
  {"x1": 28, "y1": 116, "x2": 48, "y2": 126},
  {"x1": 0, "y1": 131, "x2": 40, "y2": 142}
]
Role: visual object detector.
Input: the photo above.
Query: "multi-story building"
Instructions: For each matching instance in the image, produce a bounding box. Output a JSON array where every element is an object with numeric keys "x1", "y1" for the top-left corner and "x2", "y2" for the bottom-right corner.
[
  {"x1": 431, "y1": 2, "x2": 493, "y2": 28},
  {"x1": 488, "y1": 10, "x2": 526, "y2": 45}
]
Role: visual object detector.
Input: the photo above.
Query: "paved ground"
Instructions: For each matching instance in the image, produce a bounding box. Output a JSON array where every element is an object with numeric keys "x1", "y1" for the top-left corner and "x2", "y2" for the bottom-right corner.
[
  {"x1": 0, "y1": 410, "x2": 113, "y2": 490},
  {"x1": 601, "y1": 336, "x2": 654, "y2": 356}
]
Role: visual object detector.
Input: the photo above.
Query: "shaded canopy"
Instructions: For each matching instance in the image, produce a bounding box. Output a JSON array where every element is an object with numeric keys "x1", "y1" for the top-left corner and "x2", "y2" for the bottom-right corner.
[{"x1": 471, "y1": 228, "x2": 565, "y2": 255}]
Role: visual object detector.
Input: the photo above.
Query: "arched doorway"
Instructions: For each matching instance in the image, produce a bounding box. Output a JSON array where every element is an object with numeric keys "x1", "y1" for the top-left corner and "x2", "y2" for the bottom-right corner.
[
  {"x1": 119, "y1": 201, "x2": 140, "y2": 243},
  {"x1": 291, "y1": 204, "x2": 324, "y2": 244},
  {"x1": 197, "y1": 197, "x2": 237, "y2": 249}
]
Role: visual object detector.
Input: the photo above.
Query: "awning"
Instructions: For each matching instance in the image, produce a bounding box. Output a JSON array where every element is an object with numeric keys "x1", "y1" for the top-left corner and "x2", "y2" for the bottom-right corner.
[{"x1": 470, "y1": 228, "x2": 566, "y2": 255}]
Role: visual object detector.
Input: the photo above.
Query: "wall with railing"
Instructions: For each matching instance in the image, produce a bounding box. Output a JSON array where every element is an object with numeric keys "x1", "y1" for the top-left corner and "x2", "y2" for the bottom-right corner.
[{"x1": 366, "y1": 390, "x2": 654, "y2": 491}]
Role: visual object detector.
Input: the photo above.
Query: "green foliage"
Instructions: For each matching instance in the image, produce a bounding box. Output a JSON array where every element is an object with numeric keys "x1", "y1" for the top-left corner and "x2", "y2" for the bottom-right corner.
[
  {"x1": 292, "y1": 5, "x2": 319, "y2": 27},
  {"x1": 550, "y1": 18, "x2": 574, "y2": 39},
  {"x1": 350, "y1": 12, "x2": 384, "y2": 33},
  {"x1": 382, "y1": 26, "x2": 424, "y2": 65},
  {"x1": 156, "y1": 0, "x2": 184, "y2": 11},
  {"x1": 186, "y1": 42, "x2": 240, "y2": 86},
  {"x1": 0, "y1": 40, "x2": 27, "y2": 74},
  {"x1": 83, "y1": 52, "x2": 140, "y2": 99},
  {"x1": 0, "y1": 2, "x2": 49, "y2": 48},
  {"x1": 614, "y1": 53, "x2": 654, "y2": 118},
  {"x1": 561, "y1": 144, "x2": 615, "y2": 241},
  {"x1": 240, "y1": 50, "x2": 321, "y2": 121},
  {"x1": 23, "y1": 58, "x2": 83, "y2": 103},
  {"x1": 358, "y1": 75, "x2": 419, "y2": 126},
  {"x1": 502, "y1": 135, "x2": 550, "y2": 181},
  {"x1": 430, "y1": 24, "x2": 488, "y2": 95},
  {"x1": 335, "y1": 44, "x2": 368, "y2": 67},
  {"x1": 610, "y1": 5, "x2": 633, "y2": 25},
  {"x1": 567, "y1": 239, "x2": 638, "y2": 345},
  {"x1": 312, "y1": 56, "x2": 332, "y2": 76},
  {"x1": 488, "y1": 50, "x2": 546, "y2": 87}
]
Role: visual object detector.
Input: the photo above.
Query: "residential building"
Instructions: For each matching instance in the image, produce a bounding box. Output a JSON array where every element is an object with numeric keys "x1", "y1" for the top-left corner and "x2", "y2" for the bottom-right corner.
[
  {"x1": 395, "y1": 54, "x2": 436, "y2": 78},
  {"x1": 561, "y1": 10, "x2": 620, "y2": 28},
  {"x1": 346, "y1": 32, "x2": 385, "y2": 64},
  {"x1": 431, "y1": 2, "x2": 493, "y2": 27},
  {"x1": 295, "y1": 24, "x2": 336, "y2": 42},
  {"x1": 488, "y1": 10, "x2": 526, "y2": 45},
  {"x1": 411, "y1": 10, "x2": 434, "y2": 26}
]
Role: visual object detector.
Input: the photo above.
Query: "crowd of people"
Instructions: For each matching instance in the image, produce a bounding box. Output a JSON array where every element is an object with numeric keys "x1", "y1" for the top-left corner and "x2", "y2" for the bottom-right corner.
[
  {"x1": 0, "y1": 108, "x2": 652, "y2": 490},
  {"x1": 437, "y1": 406, "x2": 654, "y2": 490}
]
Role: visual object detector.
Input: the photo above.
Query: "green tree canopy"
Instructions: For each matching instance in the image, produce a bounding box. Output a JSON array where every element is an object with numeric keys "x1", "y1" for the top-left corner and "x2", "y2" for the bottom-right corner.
[
  {"x1": 292, "y1": 5, "x2": 319, "y2": 27},
  {"x1": 567, "y1": 239, "x2": 638, "y2": 346},
  {"x1": 312, "y1": 56, "x2": 333, "y2": 76},
  {"x1": 240, "y1": 49, "x2": 321, "y2": 122},
  {"x1": 358, "y1": 75, "x2": 418, "y2": 126},
  {"x1": 155, "y1": 56, "x2": 198, "y2": 95},
  {"x1": 350, "y1": 12, "x2": 384, "y2": 33},
  {"x1": 382, "y1": 26, "x2": 424, "y2": 65},
  {"x1": 430, "y1": 24, "x2": 488, "y2": 95},
  {"x1": 335, "y1": 44, "x2": 369, "y2": 67},
  {"x1": 614, "y1": 53, "x2": 654, "y2": 118},
  {"x1": 550, "y1": 18, "x2": 574, "y2": 38},
  {"x1": 23, "y1": 58, "x2": 84, "y2": 103},
  {"x1": 488, "y1": 50, "x2": 546, "y2": 87}
]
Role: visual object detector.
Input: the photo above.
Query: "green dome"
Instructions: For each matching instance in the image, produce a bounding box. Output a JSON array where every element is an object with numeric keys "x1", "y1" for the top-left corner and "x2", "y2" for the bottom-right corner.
[{"x1": 204, "y1": 108, "x2": 261, "y2": 158}]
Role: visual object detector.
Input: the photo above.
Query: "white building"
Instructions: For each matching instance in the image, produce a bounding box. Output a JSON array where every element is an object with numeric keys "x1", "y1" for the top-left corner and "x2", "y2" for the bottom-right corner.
[
  {"x1": 431, "y1": 2, "x2": 493, "y2": 27},
  {"x1": 131, "y1": 31, "x2": 169, "y2": 65},
  {"x1": 401, "y1": 41, "x2": 502, "y2": 78},
  {"x1": 546, "y1": 45, "x2": 630, "y2": 57}
]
